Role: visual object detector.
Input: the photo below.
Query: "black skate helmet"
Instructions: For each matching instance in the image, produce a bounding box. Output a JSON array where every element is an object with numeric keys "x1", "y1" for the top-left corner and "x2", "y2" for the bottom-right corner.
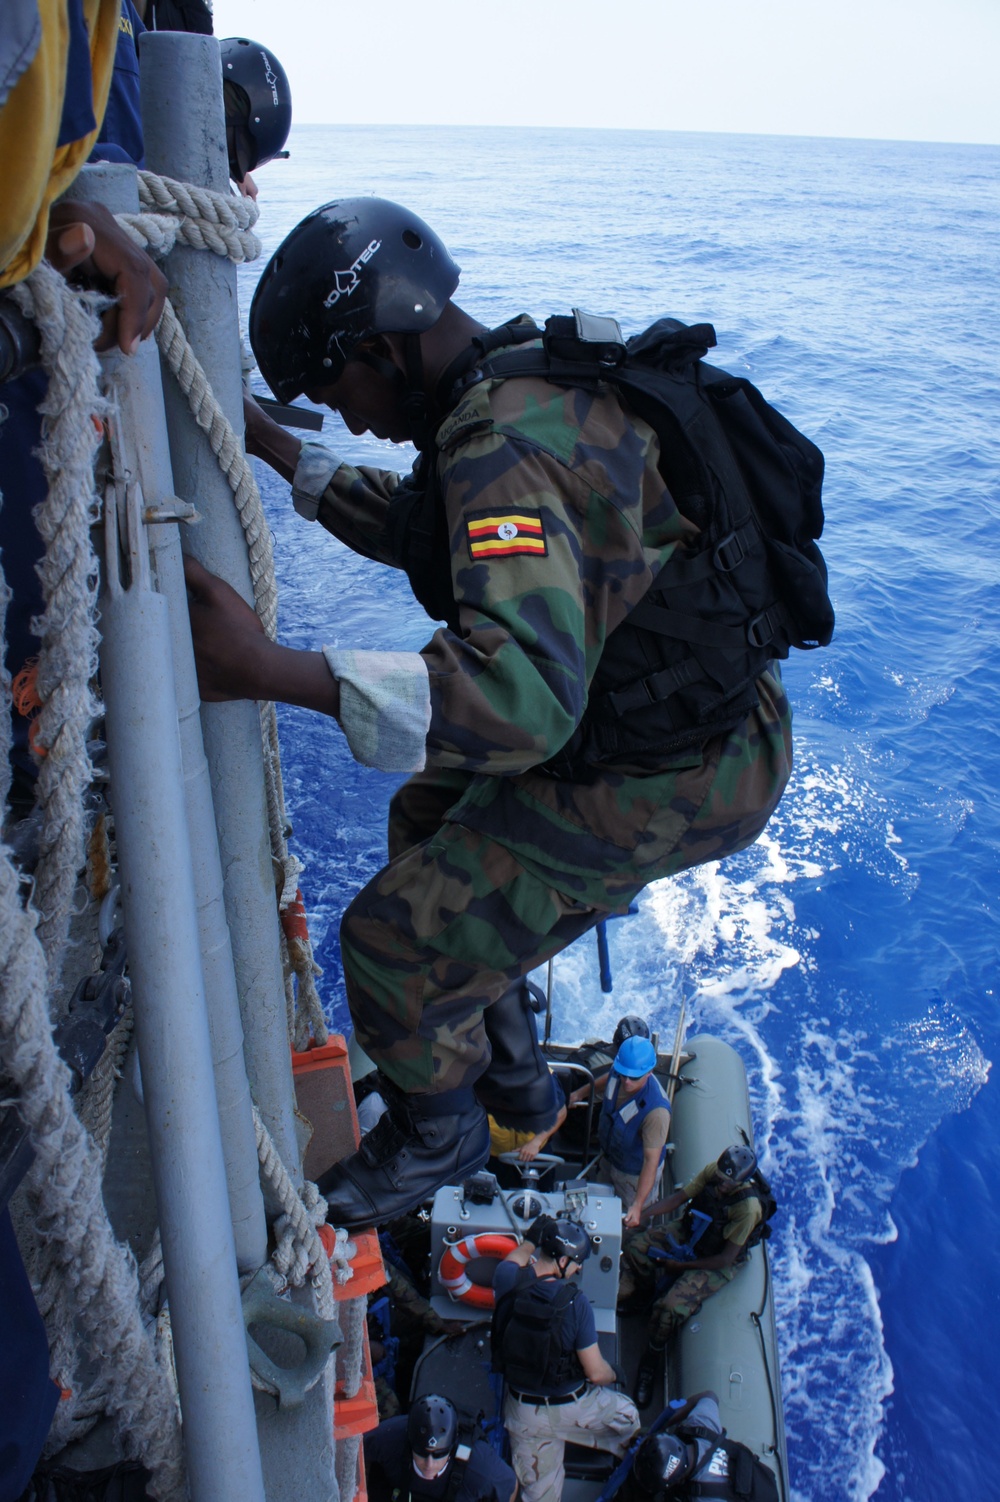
[
  {"x1": 716, "y1": 1143, "x2": 758, "y2": 1184},
  {"x1": 220, "y1": 38, "x2": 292, "y2": 181},
  {"x1": 407, "y1": 1394, "x2": 458, "y2": 1456},
  {"x1": 539, "y1": 1218, "x2": 592, "y2": 1265},
  {"x1": 632, "y1": 1432, "x2": 692, "y2": 1493},
  {"x1": 249, "y1": 197, "x2": 461, "y2": 404},
  {"x1": 612, "y1": 1014, "x2": 651, "y2": 1050}
]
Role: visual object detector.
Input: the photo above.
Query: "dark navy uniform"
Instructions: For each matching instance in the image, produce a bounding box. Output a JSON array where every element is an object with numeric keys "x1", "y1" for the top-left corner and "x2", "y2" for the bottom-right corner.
[{"x1": 364, "y1": 1415, "x2": 515, "y2": 1502}]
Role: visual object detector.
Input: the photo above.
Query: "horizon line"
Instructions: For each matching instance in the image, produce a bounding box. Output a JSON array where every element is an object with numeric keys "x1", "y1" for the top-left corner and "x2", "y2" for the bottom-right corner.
[{"x1": 288, "y1": 121, "x2": 1000, "y2": 150}]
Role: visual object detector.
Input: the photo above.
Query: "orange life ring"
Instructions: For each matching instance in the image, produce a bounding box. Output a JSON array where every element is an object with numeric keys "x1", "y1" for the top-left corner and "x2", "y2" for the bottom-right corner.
[{"x1": 438, "y1": 1233, "x2": 519, "y2": 1309}]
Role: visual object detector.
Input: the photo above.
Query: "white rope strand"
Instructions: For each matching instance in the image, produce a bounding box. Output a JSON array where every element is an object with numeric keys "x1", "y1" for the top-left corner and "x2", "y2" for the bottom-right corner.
[
  {"x1": 253, "y1": 1104, "x2": 350, "y2": 1322},
  {"x1": 0, "y1": 847, "x2": 186, "y2": 1494},
  {"x1": 8, "y1": 265, "x2": 104, "y2": 969},
  {"x1": 138, "y1": 169, "x2": 261, "y2": 258},
  {"x1": 1, "y1": 266, "x2": 186, "y2": 1498},
  {"x1": 154, "y1": 297, "x2": 279, "y2": 637}
]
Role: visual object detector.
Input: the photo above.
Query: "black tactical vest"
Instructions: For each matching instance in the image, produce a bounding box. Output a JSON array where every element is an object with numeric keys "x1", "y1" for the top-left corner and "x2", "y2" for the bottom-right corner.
[
  {"x1": 689, "y1": 1181, "x2": 761, "y2": 1259},
  {"x1": 490, "y1": 1270, "x2": 585, "y2": 1393},
  {"x1": 383, "y1": 313, "x2": 831, "y2": 781}
]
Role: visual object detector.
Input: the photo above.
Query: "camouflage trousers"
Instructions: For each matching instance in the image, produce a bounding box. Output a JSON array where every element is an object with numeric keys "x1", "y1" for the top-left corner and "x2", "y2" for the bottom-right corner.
[
  {"x1": 340, "y1": 769, "x2": 625, "y2": 1094},
  {"x1": 341, "y1": 669, "x2": 791, "y2": 1097},
  {"x1": 373, "y1": 1375, "x2": 400, "y2": 1421},
  {"x1": 619, "y1": 1222, "x2": 738, "y2": 1344},
  {"x1": 504, "y1": 1384, "x2": 639, "y2": 1502}
]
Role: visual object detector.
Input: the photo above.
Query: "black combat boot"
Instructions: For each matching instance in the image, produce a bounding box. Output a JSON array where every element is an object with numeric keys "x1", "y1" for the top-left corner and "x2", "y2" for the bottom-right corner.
[
  {"x1": 474, "y1": 978, "x2": 562, "y2": 1131},
  {"x1": 318, "y1": 1080, "x2": 490, "y2": 1230},
  {"x1": 634, "y1": 1342, "x2": 664, "y2": 1410}
]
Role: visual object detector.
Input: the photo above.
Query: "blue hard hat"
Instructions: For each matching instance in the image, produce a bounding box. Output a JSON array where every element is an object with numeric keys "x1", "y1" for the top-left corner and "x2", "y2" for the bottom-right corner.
[{"x1": 613, "y1": 1036, "x2": 657, "y2": 1078}]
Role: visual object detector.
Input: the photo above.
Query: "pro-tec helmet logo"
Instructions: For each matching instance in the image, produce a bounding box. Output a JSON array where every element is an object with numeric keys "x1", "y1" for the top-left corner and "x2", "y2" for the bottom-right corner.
[
  {"x1": 260, "y1": 50, "x2": 279, "y2": 104},
  {"x1": 322, "y1": 240, "x2": 382, "y2": 308}
]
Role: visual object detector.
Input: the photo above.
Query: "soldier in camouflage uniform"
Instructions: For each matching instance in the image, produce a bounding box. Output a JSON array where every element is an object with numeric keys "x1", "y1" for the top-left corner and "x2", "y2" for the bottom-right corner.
[
  {"x1": 185, "y1": 199, "x2": 793, "y2": 1230},
  {"x1": 369, "y1": 1259, "x2": 470, "y2": 1419},
  {"x1": 622, "y1": 1145, "x2": 765, "y2": 1409}
]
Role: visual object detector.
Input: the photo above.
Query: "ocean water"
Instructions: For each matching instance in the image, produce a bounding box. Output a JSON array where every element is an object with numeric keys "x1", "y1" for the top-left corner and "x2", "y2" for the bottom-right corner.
[{"x1": 238, "y1": 126, "x2": 1000, "y2": 1502}]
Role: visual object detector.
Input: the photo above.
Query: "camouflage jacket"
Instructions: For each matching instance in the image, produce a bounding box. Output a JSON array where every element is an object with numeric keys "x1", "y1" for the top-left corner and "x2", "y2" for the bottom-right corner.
[{"x1": 295, "y1": 327, "x2": 793, "y2": 903}]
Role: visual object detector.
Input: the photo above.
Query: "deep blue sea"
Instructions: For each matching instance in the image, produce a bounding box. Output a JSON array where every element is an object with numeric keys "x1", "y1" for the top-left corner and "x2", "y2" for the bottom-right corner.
[{"x1": 238, "y1": 126, "x2": 1000, "y2": 1502}]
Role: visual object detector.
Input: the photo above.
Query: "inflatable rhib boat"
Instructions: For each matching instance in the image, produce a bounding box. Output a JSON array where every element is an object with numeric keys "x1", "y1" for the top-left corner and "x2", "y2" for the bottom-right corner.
[{"x1": 403, "y1": 1009, "x2": 789, "y2": 1502}]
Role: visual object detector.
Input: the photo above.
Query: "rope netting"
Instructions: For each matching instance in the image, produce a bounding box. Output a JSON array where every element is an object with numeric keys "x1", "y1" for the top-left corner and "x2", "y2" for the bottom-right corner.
[
  {"x1": 1, "y1": 169, "x2": 344, "y2": 1491},
  {"x1": 2, "y1": 263, "x2": 186, "y2": 1498}
]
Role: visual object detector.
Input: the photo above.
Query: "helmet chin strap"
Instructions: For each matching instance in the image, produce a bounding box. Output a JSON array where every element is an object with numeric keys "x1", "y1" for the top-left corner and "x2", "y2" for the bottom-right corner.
[
  {"x1": 401, "y1": 332, "x2": 434, "y2": 449},
  {"x1": 354, "y1": 334, "x2": 434, "y2": 449}
]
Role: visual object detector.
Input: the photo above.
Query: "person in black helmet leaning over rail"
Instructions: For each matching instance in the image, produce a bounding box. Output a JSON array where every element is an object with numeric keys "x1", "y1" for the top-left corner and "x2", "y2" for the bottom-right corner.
[
  {"x1": 364, "y1": 1393, "x2": 517, "y2": 1502},
  {"x1": 220, "y1": 37, "x2": 292, "y2": 200},
  {"x1": 182, "y1": 197, "x2": 800, "y2": 1232},
  {"x1": 490, "y1": 1219, "x2": 639, "y2": 1502}
]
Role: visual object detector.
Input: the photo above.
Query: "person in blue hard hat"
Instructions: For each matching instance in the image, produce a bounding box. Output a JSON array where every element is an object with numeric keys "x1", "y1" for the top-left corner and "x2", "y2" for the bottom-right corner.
[{"x1": 596, "y1": 1035, "x2": 671, "y2": 1228}]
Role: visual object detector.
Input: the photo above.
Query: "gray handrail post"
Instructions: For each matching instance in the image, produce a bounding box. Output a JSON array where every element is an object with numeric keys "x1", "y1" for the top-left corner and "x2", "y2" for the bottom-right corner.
[
  {"x1": 70, "y1": 163, "x2": 268, "y2": 1276},
  {"x1": 90, "y1": 191, "x2": 266, "y2": 1496},
  {"x1": 139, "y1": 30, "x2": 302, "y2": 1184},
  {"x1": 99, "y1": 513, "x2": 267, "y2": 1502}
]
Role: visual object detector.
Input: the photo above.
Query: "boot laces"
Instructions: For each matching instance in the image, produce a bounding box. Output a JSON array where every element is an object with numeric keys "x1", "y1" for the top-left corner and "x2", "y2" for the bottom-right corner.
[{"x1": 358, "y1": 1107, "x2": 410, "y2": 1167}]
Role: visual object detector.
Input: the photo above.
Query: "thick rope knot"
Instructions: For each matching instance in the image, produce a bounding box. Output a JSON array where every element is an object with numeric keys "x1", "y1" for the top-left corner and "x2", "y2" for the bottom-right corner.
[
  {"x1": 136, "y1": 169, "x2": 261, "y2": 262},
  {"x1": 253, "y1": 1105, "x2": 343, "y2": 1320}
]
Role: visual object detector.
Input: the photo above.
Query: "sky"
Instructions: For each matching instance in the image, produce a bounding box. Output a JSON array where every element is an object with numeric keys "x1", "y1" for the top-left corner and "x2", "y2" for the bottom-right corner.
[{"x1": 210, "y1": 0, "x2": 1000, "y2": 145}]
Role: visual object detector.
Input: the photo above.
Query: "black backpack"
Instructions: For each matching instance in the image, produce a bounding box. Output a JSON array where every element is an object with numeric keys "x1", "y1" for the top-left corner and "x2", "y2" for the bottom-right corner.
[
  {"x1": 490, "y1": 1272, "x2": 583, "y2": 1392},
  {"x1": 743, "y1": 1171, "x2": 778, "y2": 1250},
  {"x1": 424, "y1": 310, "x2": 834, "y2": 774},
  {"x1": 679, "y1": 1426, "x2": 780, "y2": 1502}
]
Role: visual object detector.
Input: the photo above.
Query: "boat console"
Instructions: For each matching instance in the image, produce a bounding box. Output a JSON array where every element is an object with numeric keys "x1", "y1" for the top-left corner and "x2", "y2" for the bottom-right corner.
[{"x1": 428, "y1": 1167, "x2": 624, "y2": 1338}]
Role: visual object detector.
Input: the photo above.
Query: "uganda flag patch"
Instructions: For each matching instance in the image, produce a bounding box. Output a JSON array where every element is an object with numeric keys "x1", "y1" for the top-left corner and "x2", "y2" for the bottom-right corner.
[{"x1": 466, "y1": 510, "x2": 547, "y2": 560}]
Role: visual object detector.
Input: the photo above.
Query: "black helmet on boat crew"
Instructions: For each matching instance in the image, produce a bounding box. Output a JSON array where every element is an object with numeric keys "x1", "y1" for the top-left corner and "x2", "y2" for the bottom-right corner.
[
  {"x1": 539, "y1": 1218, "x2": 591, "y2": 1265},
  {"x1": 716, "y1": 1143, "x2": 758, "y2": 1184},
  {"x1": 407, "y1": 1394, "x2": 458, "y2": 1456},
  {"x1": 249, "y1": 197, "x2": 461, "y2": 403},
  {"x1": 612, "y1": 1014, "x2": 650, "y2": 1050},
  {"x1": 220, "y1": 38, "x2": 292, "y2": 181},
  {"x1": 632, "y1": 1432, "x2": 692, "y2": 1493}
]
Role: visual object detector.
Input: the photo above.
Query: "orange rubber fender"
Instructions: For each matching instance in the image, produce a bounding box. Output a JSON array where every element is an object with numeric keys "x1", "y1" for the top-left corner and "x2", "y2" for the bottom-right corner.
[
  {"x1": 280, "y1": 888, "x2": 310, "y2": 945},
  {"x1": 438, "y1": 1233, "x2": 519, "y2": 1309}
]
